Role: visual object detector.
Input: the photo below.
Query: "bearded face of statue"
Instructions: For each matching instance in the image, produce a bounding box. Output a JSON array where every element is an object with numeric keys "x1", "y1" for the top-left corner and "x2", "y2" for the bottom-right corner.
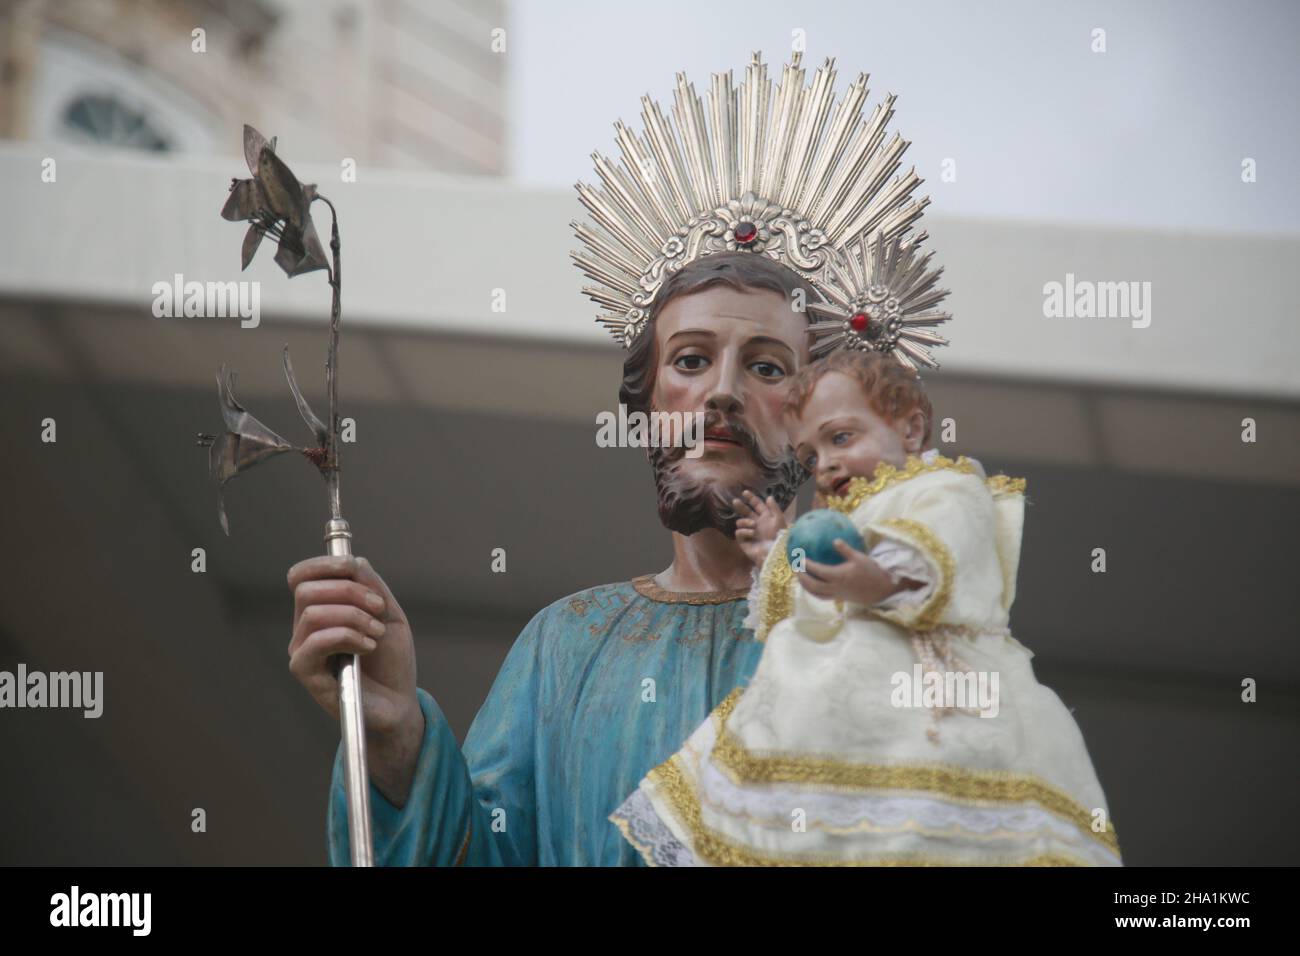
[{"x1": 620, "y1": 254, "x2": 814, "y2": 538}]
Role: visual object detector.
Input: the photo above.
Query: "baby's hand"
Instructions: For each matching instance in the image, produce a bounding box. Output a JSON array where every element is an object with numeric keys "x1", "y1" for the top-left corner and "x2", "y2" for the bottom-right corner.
[
  {"x1": 733, "y1": 490, "x2": 788, "y2": 567},
  {"x1": 799, "y1": 540, "x2": 906, "y2": 606}
]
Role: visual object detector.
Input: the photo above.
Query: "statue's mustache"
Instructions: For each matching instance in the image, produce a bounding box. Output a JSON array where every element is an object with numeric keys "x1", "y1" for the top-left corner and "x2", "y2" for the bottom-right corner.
[{"x1": 654, "y1": 409, "x2": 785, "y2": 471}]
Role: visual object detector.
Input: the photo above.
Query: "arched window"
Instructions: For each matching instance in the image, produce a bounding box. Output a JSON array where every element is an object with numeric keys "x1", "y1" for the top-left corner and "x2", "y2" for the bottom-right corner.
[
  {"x1": 61, "y1": 93, "x2": 174, "y2": 152},
  {"x1": 32, "y1": 31, "x2": 218, "y2": 154}
]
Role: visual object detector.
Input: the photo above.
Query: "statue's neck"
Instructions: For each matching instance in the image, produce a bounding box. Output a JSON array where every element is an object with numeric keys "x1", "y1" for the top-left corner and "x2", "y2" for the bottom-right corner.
[{"x1": 654, "y1": 527, "x2": 754, "y2": 594}]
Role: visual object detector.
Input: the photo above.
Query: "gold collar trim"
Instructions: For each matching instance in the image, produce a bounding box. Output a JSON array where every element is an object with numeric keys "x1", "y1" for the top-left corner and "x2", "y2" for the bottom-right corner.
[
  {"x1": 631, "y1": 574, "x2": 749, "y2": 605},
  {"x1": 826, "y1": 454, "x2": 977, "y2": 514}
]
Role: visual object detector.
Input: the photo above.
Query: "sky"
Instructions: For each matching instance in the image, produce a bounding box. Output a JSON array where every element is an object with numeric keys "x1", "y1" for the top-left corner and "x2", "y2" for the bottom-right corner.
[{"x1": 508, "y1": 0, "x2": 1300, "y2": 235}]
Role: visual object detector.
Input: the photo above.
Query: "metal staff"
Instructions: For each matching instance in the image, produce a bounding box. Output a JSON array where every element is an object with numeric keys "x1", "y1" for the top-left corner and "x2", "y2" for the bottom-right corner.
[
  {"x1": 198, "y1": 125, "x2": 373, "y2": 865},
  {"x1": 318, "y1": 197, "x2": 374, "y2": 868}
]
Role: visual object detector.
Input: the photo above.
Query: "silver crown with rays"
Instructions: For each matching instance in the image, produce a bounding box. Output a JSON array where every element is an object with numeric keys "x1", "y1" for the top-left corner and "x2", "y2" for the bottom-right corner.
[{"x1": 571, "y1": 51, "x2": 953, "y2": 370}]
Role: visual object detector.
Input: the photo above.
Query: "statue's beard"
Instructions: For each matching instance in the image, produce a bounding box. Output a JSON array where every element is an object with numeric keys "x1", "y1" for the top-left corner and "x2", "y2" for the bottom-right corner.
[{"x1": 649, "y1": 410, "x2": 807, "y2": 538}]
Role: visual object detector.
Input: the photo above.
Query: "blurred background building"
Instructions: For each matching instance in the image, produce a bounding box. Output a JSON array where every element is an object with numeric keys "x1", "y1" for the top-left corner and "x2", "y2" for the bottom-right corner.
[
  {"x1": 0, "y1": 0, "x2": 1297, "y2": 865},
  {"x1": 0, "y1": 0, "x2": 506, "y2": 171}
]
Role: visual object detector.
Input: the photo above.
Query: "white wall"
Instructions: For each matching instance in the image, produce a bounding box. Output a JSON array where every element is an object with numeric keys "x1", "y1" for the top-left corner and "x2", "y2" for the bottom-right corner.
[{"x1": 1, "y1": 142, "x2": 1297, "y2": 400}]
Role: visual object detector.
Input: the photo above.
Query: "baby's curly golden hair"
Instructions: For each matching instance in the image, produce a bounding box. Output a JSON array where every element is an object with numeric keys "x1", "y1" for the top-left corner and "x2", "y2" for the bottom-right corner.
[{"x1": 783, "y1": 350, "x2": 933, "y2": 447}]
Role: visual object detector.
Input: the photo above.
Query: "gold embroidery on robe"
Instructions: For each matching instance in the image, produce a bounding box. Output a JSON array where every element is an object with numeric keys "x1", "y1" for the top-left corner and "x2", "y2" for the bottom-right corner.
[
  {"x1": 705, "y1": 688, "x2": 1120, "y2": 855},
  {"x1": 646, "y1": 754, "x2": 1095, "y2": 867},
  {"x1": 826, "y1": 454, "x2": 976, "y2": 514},
  {"x1": 869, "y1": 518, "x2": 955, "y2": 631},
  {"x1": 986, "y1": 474, "x2": 1027, "y2": 497},
  {"x1": 756, "y1": 530, "x2": 795, "y2": 641}
]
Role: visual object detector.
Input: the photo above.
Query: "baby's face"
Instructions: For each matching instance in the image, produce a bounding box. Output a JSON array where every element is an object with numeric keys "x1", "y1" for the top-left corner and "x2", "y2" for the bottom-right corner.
[{"x1": 787, "y1": 371, "x2": 924, "y2": 498}]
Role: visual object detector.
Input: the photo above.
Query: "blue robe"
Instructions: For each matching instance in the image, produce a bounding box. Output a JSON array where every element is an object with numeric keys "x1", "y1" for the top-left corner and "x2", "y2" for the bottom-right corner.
[{"x1": 327, "y1": 576, "x2": 762, "y2": 866}]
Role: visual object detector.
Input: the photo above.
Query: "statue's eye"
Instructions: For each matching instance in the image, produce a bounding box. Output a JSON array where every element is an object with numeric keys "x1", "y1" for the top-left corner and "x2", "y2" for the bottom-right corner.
[
  {"x1": 832, "y1": 431, "x2": 852, "y2": 445},
  {"x1": 750, "y1": 361, "x2": 785, "y2": 379},
  {"x1": 674, "y1": 354, "x2": 709, "y2": 371}
]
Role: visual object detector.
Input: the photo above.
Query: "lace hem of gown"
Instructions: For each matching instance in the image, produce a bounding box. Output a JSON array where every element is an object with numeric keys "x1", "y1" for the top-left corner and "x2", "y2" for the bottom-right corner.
[
  {"x1": 613, "y1": 705, "x2": 1121, "y2": 866},
  {"x1": 609, "y1": 787, "x2": 700, "y2": 866}
]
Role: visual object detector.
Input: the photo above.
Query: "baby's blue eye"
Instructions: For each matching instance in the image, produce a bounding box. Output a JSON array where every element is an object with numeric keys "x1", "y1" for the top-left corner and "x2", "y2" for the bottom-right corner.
[
  {"x1": 832, "y1": 431, "x2": 851, "y2": 445},
  {"x1": 803, "y1": 453, "x2": 817, "y2": 470}
]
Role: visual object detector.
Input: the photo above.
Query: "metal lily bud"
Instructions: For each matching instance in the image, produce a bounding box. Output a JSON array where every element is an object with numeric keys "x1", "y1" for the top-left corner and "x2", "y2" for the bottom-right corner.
[
  {"x1": 220, "y1": 125, "x2": 328, "y2": 277},
  {"x1": 198, "y1": 366, "x2": 309, "y2": 534}
]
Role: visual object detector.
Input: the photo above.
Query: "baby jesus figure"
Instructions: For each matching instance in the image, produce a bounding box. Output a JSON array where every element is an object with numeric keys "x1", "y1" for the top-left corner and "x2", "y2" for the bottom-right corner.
[{"x1": 610, "y1": 349, "x2": 1122, "y2": 866}]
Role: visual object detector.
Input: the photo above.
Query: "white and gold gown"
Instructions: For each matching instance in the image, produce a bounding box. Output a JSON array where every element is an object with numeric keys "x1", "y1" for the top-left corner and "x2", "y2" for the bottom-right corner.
[{"x1": 610, "y1": 450, "x2": 1122, "y2": 866}]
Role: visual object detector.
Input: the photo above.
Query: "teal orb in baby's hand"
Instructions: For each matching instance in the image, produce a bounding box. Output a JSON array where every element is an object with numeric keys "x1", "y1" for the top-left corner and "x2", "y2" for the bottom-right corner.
[{"x1": 787, "y1": 509, "x2": 865, "y2": 567}]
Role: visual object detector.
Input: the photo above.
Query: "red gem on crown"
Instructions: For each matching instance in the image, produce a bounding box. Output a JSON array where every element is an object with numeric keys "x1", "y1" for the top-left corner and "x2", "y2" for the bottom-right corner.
[
  {"x1": 849, "y1": 311, "x2": 870, "y2": 333},
  {"x1": 734, "y1": 221, "x2": 758, "y2": 245}
]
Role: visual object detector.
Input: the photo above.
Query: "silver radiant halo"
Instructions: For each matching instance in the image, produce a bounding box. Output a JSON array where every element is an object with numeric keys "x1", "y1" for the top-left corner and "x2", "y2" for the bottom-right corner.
[
  {"x1": 806, "y1": 231, "x2": 952, "y2": 370},
  {"x1": 570, "y1": 49, "x2": 950, "y2": 368}
]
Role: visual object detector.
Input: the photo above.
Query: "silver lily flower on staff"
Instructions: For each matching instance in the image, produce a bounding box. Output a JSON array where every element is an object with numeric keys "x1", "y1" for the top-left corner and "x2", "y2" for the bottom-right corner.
[
  {"x1": 199, "y1": 125, "x2": 341, "y2": 533},
  {"x1": 220, "y1": 124, "x2": 329, "y2": 277}
]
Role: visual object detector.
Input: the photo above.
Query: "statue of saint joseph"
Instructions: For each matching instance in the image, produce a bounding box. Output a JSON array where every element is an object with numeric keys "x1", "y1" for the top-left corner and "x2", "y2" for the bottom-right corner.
[{"x1": 286, "y1": 52, "x2": 938, "y2": 865}]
